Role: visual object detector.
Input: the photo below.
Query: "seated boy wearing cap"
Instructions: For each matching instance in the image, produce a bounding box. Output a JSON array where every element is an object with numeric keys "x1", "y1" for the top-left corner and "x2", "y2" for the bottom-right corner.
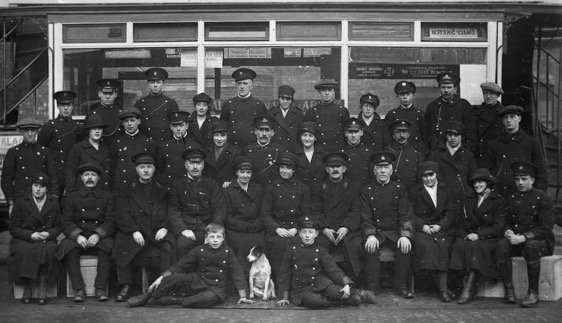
[
  {"x1": 128, "y1": 223, "x2": 254, "y2": 308},
  {"x1": 276, "y1": 217, "x2": 375, "y2": 308}
]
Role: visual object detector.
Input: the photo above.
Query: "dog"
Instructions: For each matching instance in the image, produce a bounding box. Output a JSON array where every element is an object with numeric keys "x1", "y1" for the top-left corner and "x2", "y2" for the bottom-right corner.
[{"x1": 247, "y1": 245, "x2": 276, "y2": 300}]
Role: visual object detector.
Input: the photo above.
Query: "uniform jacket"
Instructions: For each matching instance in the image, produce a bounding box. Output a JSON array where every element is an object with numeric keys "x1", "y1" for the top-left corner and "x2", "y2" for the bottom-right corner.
[
  {"x1": 86, "y1": 102, "x2": 124, "y2": 145},
  {"x1": 1, "y1": 142, "x2": 58, "y2": 202},
  {"x1": 504, "y1": 188, "x2": 554, "y2": 254},
  {"x1": 312, "y1": 176, "x2": 361, "y2": 232},
  {"x1": 134, "y1": 93, "x2": 179, "y2": 144},
  {"x1": 37, "y1": 115, "x2": 82, "y2": 183},
  {"x1": 168, "y1": 176, "x2": 226, "y2": 236},
  {"x1": 110, "y1": 131, "x2": 157, "y2": 192},
  {"x1": 458, "y1": 190, "x2": 505, "y2": 239},
  {"x1": 56, "y1": 185, "x2": 116, "y2": 260},
  {"x1": 339, "y1": 142, "x2": 374, "y2": 189},
  {"x1": 219, "y1": 95, "x2": 268, "y2": 147},
  {"x1": 473, "y1": 102, "x2": 504, "y2": 160},
  {"x1": 358, "y1": 111, "x2": 390, "y2": 152},
  {"x1": 65, "y1": 138, "x2": 111, "y2": 192},
  {"x1": 360, "y1": 180, "x2": 414, "y2": 242},
  {"x1": 157, "y1": 135, "x2": 202, "y2": 187},
  {"x1": 294, "y1": 145, "x2": 326, "y2": 190},
  {"x1": 240, "y1": 141, "x2": 284, "y2": 188},
  {"x1": 204, "y1": 144, "x2": 239, "y2": 186},
  {"x1": 385, "y1": 143, "x2": 425, "y2": 191},
  {"x1": 303, "y1": 101, "x2": 350, "y2": 153},
  {"x1": 278, "y1": 242, "x2": 353, "y2": 306},
  {"x1": 187, "y1": 114, "x2": 219, "y2": 150},
  {"x1": 113, "y1": 179, "x2": 173, "y2": 267},
  {"x1": 224, "y1": 181, "x2": 264, "y2": 233},
  {"x1": 163, "y1": 244, "x2": 247, "y2": 301},
  {"x1": 385, "y1": 105, "x2": 427, "y2": 154},
  {"x1": 268, "y1": 105, "x2": 304, "y2": 152},
  {"x1": 424, "y1": 95, "x2": 477, "y2": 152},
  {"x1": 261, "y1": 177, "x2": 312, "y2": 233},
  {"x1": 409, "y1": 182, "x2": 454, "y2": 233},
  {"x1": 479, "y1": 129, "x2": 548, "y2": 195}
]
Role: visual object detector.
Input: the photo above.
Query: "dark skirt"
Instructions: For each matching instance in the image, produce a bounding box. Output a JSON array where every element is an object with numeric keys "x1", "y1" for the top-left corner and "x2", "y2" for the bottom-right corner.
[
  {"x1": 449, "y1": 237, "x2": 500, "y2": 279},
  {"x1": 226, "y1": 229, "x2": 265, "y2": 277},
  {"x1": 7, "y1": 239, "x2": 59, "y2": 283},
  {"x1": 412, "y1": 232, "x2": 452, "y2": 272}
]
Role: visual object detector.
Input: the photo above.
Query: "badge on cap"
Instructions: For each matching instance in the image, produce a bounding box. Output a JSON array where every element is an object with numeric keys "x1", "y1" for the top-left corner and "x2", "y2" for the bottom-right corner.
[
  {"x1": 519, "y1": 165, "x2": 524, "y2": 171},
  {"x1": 401, "y1": 82, "x2": 406, "y2": 86},
  {"x1": 381, "y1": 156, "x2": 386, "y2": 161},
  {"x1": 38, "y1": 176, "x2": 43, "y2": 181},
  {"x1": 262, "y1": 118, "x2": 268, "y2": 123},
  {"x1": 443, "y1": 74, "x2": 451, "y2": 80}
]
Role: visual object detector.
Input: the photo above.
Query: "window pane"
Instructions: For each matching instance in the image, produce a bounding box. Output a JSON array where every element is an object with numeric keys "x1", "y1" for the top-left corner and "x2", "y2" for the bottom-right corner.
[
  {"x1": 205, "y1": 23, "x2": 269, "y2": 41},
  {"x1": 350, "y1": 23, "x2": 413, "y2": 41},
  {"x1": 421, "y1": 22, "x2": 488, "y2": 42},
  {"x1": 134, "y1": 23, "x2": 197, "y2": 42},
  {"x1": 63, "y1": 24, "x2": 126, "y2": 43},
  {"x1": 277, "y1": 22, "x2": 341, "y2": 41}
]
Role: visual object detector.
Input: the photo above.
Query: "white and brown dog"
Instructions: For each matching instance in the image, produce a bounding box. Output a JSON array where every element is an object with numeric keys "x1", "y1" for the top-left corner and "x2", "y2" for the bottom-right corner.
[{"x1": 247, "y1": 245, "x2": 276, "y2": 300}]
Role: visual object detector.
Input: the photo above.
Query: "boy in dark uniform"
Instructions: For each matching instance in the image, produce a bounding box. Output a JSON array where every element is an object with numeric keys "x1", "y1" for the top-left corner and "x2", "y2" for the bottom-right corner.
[
  {"x1": 276, "y1": 217, "x2": 375, "y2": 308},
  {"x1": 127, "y1": 223, "x2": 253, "y2": 308}
]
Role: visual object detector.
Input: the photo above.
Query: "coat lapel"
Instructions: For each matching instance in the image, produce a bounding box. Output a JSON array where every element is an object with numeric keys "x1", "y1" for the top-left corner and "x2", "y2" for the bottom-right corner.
[{"x1": 129, "y1": 182, "x2": 153, "y2": 215}]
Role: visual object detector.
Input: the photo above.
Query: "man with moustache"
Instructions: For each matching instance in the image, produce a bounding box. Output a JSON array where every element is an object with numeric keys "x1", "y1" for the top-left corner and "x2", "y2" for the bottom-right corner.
[
  {"x1": 86, "y1": 79, "x2": 123, "y2": 144},
  {"x1": 38, "y1": 91, "x2": 82, "y2": 197},
  {"x1": 268, "y1": 85, "x2": 304, "y2": 152},
  {"x1": 168, "y1": 148, "x2": 227, "y2": 259},
  {"x1": 240, "y1": 116, "x2": 284, "y2": 188},
  {"x1": 220, "y1": 68, "x2": 268, "y2": 148},
  {"x1": 134, "y1": 67, "x2": 179, "y2": 144},
  {"x1": 360, "y1": 151, "x2": 414, "y2": 298},
  {"x1": 157, "y1": 111, "x2": 201, "y2": 187},
  {"x1": 55, "y1": 163, "x2": 116, "y2": 302},
  {"x1": 424, "y1": 72, "x2": 476, "y2": 152},
  {"x1": 385, "y1": 119, "x2": 425, "y2": 191},
  {"x1": 311, "y1": 152, "x2": 363, "y2": 280}
]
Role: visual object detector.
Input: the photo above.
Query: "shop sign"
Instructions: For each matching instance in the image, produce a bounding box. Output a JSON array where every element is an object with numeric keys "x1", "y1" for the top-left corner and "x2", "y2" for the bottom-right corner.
[
  {"x1": 205, "y1": 50, "x2": 223, "y2": 68},
  {"x1": 428, "y1": 28, "x2": 479, "y2": 39},
  {"x1": 350, "y1": 63, "x2": 459, "y2": 79},
  {"x1": 226, "y1": 48, "x2": 270, "y2": 59}
]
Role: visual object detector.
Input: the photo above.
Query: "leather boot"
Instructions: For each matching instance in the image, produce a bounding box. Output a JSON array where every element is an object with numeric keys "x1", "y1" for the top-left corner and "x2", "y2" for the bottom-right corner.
[
  {"x1": 351, "y1": 288, "x2": 377, "y2": 304},
  {"x1": 458, "y1": 270, "x2": 478, "y2": 305},
  {"x1": 127, "y1": 292, "x2": 152, "y2": 308},
  {"x1": 497, "y1": 260, "x2": 516, "y2": 304},
  {"x1": 21, "y1": 280, "x2": 32, "y2": 304},
  {"x1": 434, "y1": 272, "x2": 451, "y2": 303},
  {"x1": 521, "y1": 260, "x2": 541, "y2": 307},
  {"x1": 38, "y1": 270, "x2": 48, "y2": 305},
  {"x1": 115, "y1": 284, "x2": 131, "y2": 302}
]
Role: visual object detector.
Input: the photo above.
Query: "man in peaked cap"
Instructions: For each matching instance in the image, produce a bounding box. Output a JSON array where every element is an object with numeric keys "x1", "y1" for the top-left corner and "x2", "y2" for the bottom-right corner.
[
  {"x1": 134, "y1": 67, "x2": 179, "y2": 144},
  {"x1": 424, "y1": 72, "x2": 477, "y2": 153},
  {"x1": 113, "y1": 151, "x2": 175, "y2": 302},
  {"x1": 385, "y1": 119, "x2": 425, "y2": 191},
  {"x1": 479, "y1": 105, "x2": 547, "y2": 196},
  {"x1": 86, "y1": 79, "x2": 123, "y2": 145},
  {"x1": 303, "y1": 79, "x2": 350, "y2": 153},
  {"x1": 38, "y1": 90, "x2": 82, "y2": 198},
  {"x1": 338, "y1": 117, "x2": 374, "y2": 188},
  {"x1": 495, "y1": 161, "x2": 554, "y2": 307},
  {"x1": 55, "y1": 162, "x2": 116, "y2": 302},
  {"x1": 168, "y1": 147, "x2": 227, "y2": 259},
  {"x1": 240, "y1": 115, "x2": 284, "y2": 188},
  {"x1": 110, "y1": 107, "x2": 157, "y2": 192},
  {"x1": 357, "y1": 93, "x2": 390, "y2": 152},
  {"x1": 385, "y1": 81, "x2": 427, "y2": 155},
  {"x1": 473, "y1": 82, "x2": 505, "y2": 161},
  {"x1": 268, "y1": 85, "x2": 304, "y2": 152},
  {"x1": 2, "y1": 118, "x2": 58, "y2": 213},
  {"x1": 359, "y1": 150, "x2": 414, "y2": 298},
  {"x1": 204, "y1": 120, "x2": 239, "y2": 186},
  {"x1": 219, "y1": 67, "x2": 267, "y2": 148},
  {"x1": 157, "y1": 110, "x2": 202, "y2": 188}
]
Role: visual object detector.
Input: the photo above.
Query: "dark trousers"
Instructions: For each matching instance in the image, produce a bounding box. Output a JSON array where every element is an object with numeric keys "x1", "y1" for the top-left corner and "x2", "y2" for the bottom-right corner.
[
  {"x1": 364, "y1": 240, "x2": 412, "y2": 292},
  {"x1": 301, "y1": 284, "x2": 347, "y2": 309},
  {"x1": 65, "y1": 247, "x2": 111, "y2": 290},
  {"x1": 496, "y1": 238, "x2": 548, "y2": 262},
  {"x1": 116, "y1": 244, "x2": 174, "y2": 285},
  {"x1": 151, "y1": 272, "x2": 220, "y2": 307}
]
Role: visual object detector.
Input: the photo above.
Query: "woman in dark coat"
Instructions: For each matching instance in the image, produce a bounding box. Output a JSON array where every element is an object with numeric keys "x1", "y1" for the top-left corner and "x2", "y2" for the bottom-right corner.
[
  {"x1": 187, "y1": 93, "x2": 219, "y2": 150},
  {"x1": 449, "y1": 168, "x2": 505, "y2": 304},
  {"x1": 410, "y1": 161, "x2": 455, "y2": 302},
  {"x1": 8, "y1": 173, "x2": 61, "y2": 304},
  {"x1": 224, "y1": 157, "x2": 265, "y2": 278},
  {"x1": 294, "y1": 121, "x2": 326, "y2": 189}
]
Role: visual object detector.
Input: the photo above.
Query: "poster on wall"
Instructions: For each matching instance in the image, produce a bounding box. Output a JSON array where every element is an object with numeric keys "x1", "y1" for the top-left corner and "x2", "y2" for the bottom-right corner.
[{"x1": 349, "y1": 63, "x2": 459, "y2": 79}]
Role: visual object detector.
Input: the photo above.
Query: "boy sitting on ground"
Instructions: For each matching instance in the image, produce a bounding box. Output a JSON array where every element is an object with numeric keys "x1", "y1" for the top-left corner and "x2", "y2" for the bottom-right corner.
[
  {"x1": 276, "y1": 218, "x2": 376, "y2": 308},
  {"x1": 127, "y1": 223, "x2": 254, "y2": 308}
]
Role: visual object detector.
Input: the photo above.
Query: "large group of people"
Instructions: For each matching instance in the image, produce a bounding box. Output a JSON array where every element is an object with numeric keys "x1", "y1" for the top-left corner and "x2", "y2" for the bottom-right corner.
[{"x1": 3, "y1": 67, "x2": 554, "y2": 310}]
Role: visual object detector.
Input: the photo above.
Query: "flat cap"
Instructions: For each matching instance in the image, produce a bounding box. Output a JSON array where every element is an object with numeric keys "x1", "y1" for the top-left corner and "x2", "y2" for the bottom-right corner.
[
  {"x1": 369, "y1": 151, "x2": 396, "y2": 165},
  {"x1": 131, "y1": 152, "x2": 157, "y2": 165},
  {"x1": 480, "y1": 82, "x2": 503, "y2": 95},
  {"x1": 78, "y1": 162, "x2": 102, "y2": 175},
  {"x1": 278, "y1": 85, "x2": 295, "y2": 99},
  {"x1": 192, "y1": 93, "x2": 212, "y2": 105},
  {"x1": 53, "y1": 91, "x2": 77, "y2": 104},
  {"x1": 145, "y1": 67, "x2": 168, "y2": 81},
  {"x1": 498, "y1": 105, "x2": 524, "y2": 117},
  {"x1": 15, "y1": 117, "x2": 42, "y2": 129},
  {"x1": 232, "y1": 68, "x2": 257, "y2": 82},
  {"x1": 394, "y1": 81, "x2": 416, "y2": 94},
  {"x1": 314, "y1": 79, "x2": 338, "y2": 90},
  {"x1": 118, "y1": 107, "x2": 141, "y2": 119},
  {"x1": 420, "y1": 161, "x2": 440, "y2": 175}
]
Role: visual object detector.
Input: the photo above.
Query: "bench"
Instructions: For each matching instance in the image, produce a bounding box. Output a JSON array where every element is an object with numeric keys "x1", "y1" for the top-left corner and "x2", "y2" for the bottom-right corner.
[
  {"x1": 66, "y1": 255, "x2": 108, "y2": 297},
  {"x1": 13, "y1": 281, "x2": 57, "y2": 299}
]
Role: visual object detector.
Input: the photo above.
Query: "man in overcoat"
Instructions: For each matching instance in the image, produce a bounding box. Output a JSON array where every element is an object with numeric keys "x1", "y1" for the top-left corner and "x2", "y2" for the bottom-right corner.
[{"x1": 268, "y1": 85, "x2": 304, "y2": 152}]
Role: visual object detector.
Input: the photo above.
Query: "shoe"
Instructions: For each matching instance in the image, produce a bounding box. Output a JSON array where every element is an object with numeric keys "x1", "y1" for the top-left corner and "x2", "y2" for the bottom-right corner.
[
  {"x1": 21, "y1": 297, "x2": 30, "y2": 304},
  {"x1": 95, "y1": 288, "x2": 109, "y2": 302},
  {"x1": 396, "y1": 289, "x2": 414, "y2": 299},
  {"x1": 115, "y1": 284, "x2": 131, "y2": 302},
  {"x1": 127, "y1": 292, "x2": 152, "y2": 308},
  {"x1": 448, "y1": 288, "x2": 459, "y2": 300},
  {"x1": 503, "y1": 286, "x2": 517, "y2": 304},
  {"x1": 439, "y1": 290, "x2": 452, "y2": 303},
  {"x1": 21, "y1": 282, "x2": 32, "y2": 304},
  {"x1": 73, "y1": 288, "x2": 86, "y2": 303},
  {"x1": 521, "y1": 292, "x2": 539, "y2": 307},
  {"x1": 358, "y1": 289, "x2": 377, "y2": 304},
  {"x1": 38, "y1": 298, "x2": 46, "y2": 305},
  {"x1": 458, "y1": 270, "x2": 478, "y2": 305}
]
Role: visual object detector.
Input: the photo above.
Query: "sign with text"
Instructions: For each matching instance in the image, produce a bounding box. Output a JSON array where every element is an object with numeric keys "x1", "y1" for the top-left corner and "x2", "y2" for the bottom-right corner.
[
  {"x1": 349, "y1": 63, "x2": 459, "y2": 79},
  {"x1": 209, "y1": 99, "x2": 345, "y2": 115},
  {"x1": 428, "y1": 28, "x2": 479, "y2": 39}
]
